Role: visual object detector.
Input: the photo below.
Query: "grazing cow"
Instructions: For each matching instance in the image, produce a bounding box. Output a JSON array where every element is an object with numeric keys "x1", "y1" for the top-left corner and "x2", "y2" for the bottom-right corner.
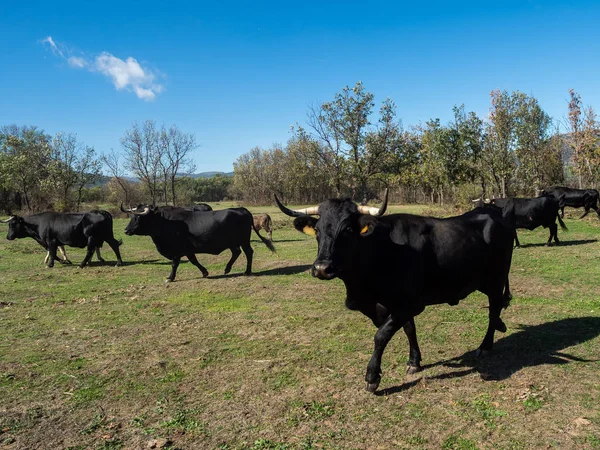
[
  {"x1": 540, "y1": 186, "x2": 600, "y2": 219},
  {"x1": 475, "y1": 197, "x2": 567, "y2": 247},
  {"x1": 122, "y1": 204, "x2": 275, "y2": 281},
  {"x1": 2, "y1": 210, "x2": 123, "y2": 268},
  {"x1": 253, "y1": 213, "x2": 273, "y2": 241},
  {"x1": 276, "y1": 191, "x2": 514, "y2": 393}
]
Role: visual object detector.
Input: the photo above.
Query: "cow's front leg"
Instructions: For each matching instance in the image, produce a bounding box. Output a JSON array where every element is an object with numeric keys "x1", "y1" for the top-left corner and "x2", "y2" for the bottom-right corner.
[
  {"x1": 80, "y1": 238, "x2": 97, "y2": 268},
  {"x1": 46, "y1": 242, "x2": 58, "y2": 267},
  {"x1": 167, "y1": 256, "x2": 181, "y2": 282},
  {"x1": 365, "y1": 315, "x2": 406, "y2": 393}
]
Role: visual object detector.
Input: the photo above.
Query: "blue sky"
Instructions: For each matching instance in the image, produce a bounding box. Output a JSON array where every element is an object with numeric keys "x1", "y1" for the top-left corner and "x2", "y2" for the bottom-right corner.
[{"x1": 1, "y1": 1, "x2": 599, "y2": 173}]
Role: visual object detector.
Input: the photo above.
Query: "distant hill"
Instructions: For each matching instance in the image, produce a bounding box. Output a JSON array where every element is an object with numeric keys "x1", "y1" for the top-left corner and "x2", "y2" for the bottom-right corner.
[{"x1": 190, "y1": 172, "x2": 234, "y2": 178}]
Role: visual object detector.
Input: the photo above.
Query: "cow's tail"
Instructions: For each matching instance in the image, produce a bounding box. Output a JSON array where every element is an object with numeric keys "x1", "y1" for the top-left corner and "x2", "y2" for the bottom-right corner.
[
  {"x1": 557, "y1": 213, "x2": 568, "y2": 231},
  {"x1": 253, "y1": 223, "x2": 276, "y2": 253}
]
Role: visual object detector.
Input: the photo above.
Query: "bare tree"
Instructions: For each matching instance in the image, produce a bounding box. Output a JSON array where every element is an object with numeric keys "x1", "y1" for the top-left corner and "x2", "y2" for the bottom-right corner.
[
  {"x1": 159, "y1": 125, "x2": 197, "y2": 205},
  {"x1": 121, "y1": 120, "x2": 163, "y2": 205},
  {"x1": 102, "y1": 149, "x2": 132, "y2": 205}
]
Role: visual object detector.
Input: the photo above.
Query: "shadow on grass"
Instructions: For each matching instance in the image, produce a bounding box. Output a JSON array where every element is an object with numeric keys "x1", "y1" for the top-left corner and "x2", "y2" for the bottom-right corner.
[
  {"x1": 377, "y1": 317, "x2": 600, "y2": 396},
  {"x1": 250, "y1": 238, "x2": 306, "y2": 243},
  {"x1": 517, "y1": 239, "x2": 597, "y2": 249},
  {"x1": 208, "y1": 264, "x2": 311, "y2": 279}
]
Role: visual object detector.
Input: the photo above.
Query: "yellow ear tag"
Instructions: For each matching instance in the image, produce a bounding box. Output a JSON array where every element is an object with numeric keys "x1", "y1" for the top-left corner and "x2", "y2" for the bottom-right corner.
[
  {"x1": 360, "y1": 225, "x2": 370, "y2": 234},
  {"x1": 303, "y1": 225, "x2": 316, "y2": 236}
]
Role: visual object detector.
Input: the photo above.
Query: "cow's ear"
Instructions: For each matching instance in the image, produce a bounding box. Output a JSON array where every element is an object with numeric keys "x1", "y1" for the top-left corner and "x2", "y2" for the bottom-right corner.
[
  {"x1": 293, "y1": 216, "x2": 318, "y2": 237},
  {"x1": 357, "y1": 215, "x2": 378, "y2": 237}
]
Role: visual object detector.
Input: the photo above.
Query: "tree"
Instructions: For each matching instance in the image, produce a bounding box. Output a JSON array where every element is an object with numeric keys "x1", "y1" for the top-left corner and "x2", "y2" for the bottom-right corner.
[
  {"x1": 294, "y1": 81, "x2": 394, "y2": 200},
  {"x1": 102, "y1": 149, "x2": 132, "y2": 205},
  {"x1": 513, "y1": 94, "x2": 554, "y2": 196},
  {"x1": 121, "y1": 120, "x2": 163, "y2": 205},
  {"x1": 0, "y1": 125, "x2": 52, "y2": 211},
  {"x1": 159, "y1": 125, "x2": 197, "y2": 205},
  {"x1": 482, "y1": 90, "x2": 518, "y2": 197}
]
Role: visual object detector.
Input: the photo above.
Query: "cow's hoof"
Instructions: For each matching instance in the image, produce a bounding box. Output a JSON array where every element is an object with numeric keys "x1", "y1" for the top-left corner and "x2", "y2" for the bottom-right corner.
[
  {"x1": 165, "y1": 278, "x2": 173, "y2": 283},
  {"x1": 115, "y1": 261, "x2": 122, "y2": 267},
  {"x1": 365, "y1": 381, "x2": 379, "y2": 393},
  {"x1": 495, "y1": 320, "x2": 507, "y2": 333},
  {"x1": 406, "y1": 365, "x2": 422, "y2": 375},
  {"x1": 78, "y1": 264, "x2": 86, "y2": 269},
  {"x1": 223, "y1": 269, "x2": 231, "y2": 275},
  {"x1": 202, "y1": 271, "x2": 209, "y2": 278},
  {"x1": 476, "y1": 348, "x2": 492, "y2": 358},
  {"x1": 244, "y1": 271, "x2": 254, "y2": 276}
]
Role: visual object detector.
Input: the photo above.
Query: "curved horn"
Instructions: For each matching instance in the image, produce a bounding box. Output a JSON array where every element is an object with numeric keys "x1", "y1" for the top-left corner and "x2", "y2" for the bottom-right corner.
[
  {"x1": 1, "y1": 215, "x2": 15, "y2": 223},
  {"x1": 131, "y1": 206, "x2": 151, "y2": 216},
  {"x1": 357, "y1": 189, "x2": 388, "y2": 216},
  {"x1": 274, "y1": 194, "x2": 320, "y2": 217},
  {"x1": 120, "y1": 202, "x2": 129, "y2": 213}
]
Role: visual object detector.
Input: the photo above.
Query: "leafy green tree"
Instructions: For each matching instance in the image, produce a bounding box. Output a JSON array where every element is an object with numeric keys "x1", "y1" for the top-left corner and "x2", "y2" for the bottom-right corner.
[{"x1": 0, "y1": 125, "x2": 52, "y2": 211}]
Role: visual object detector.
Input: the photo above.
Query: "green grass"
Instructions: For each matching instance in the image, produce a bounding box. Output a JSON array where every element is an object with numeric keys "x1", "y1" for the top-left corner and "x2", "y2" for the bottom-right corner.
[{"x1": 1, "y1": 204, "x2": 599, "y2": 448}]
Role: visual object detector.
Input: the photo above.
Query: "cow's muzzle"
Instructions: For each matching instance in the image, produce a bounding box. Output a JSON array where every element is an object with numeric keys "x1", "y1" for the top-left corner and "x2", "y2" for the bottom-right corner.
[{"x1": 311, "y1": 261, "x2": 337, "y2": 280}]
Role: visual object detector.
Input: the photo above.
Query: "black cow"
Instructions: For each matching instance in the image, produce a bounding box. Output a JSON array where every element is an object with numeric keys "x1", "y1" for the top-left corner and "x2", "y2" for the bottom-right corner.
[
  {"x1": 276, "y1": 191, "x2": 514, "y2": 393},
  {"x1": 122, "y1": 204, "x2": 275, "y2": 281},
  {"x1": 2, "y1": 210, "x2": 123, "y2": 268},
  {"x1": 540, "y1": 186, "x2": 600, "y2": 219},
  {"x1": 475, "y1": 196, "x2": 567, "y2": 247}
]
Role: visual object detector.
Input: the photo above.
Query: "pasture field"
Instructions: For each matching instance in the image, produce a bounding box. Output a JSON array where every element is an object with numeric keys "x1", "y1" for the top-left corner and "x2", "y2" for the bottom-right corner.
[{"x1": 1, "y1": 204, "x2": 600, "y2": 449}]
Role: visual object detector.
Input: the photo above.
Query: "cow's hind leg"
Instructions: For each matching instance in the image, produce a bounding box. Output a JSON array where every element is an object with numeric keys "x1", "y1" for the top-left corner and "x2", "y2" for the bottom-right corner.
[
  {"x1": 580, "y1": 207, "x2": 591, "y2": 219},
  {"x1": 187, "y1": 253, "x2": 208, "y2": 278},
  {"x1": 105, "y1": 238, "x2": 123, "y2": 267},
  {"x1": 365, "y1": 315, "x2": 406, "y2": 393},
  {"x1": 513, "y1": 230, "x2": 520, "y2": 248},
  {"x1": 58, "y1": 246, "x2": 72, "y2": 264},
  {"x1": 403, "y1": 318, "x2": 422, "y2": 374},
  {"x1": 477, "y1": 294, "x2": 505, "y2": 357},
  {"x1": 241, "y1": 244, "x2": 254, "y2": 275},
  {"x1": 224, "y1": 247, "x2": 242, "y2": 275},
  {"x1": 547, "y1": 223, "x2": 558, "y2": 245},
  {"x1": 95, "y1": 247, "x2": 105, "y2": 263},
  {"x1": 167, "y1": 256, "x2": 181, "y2": 282}
]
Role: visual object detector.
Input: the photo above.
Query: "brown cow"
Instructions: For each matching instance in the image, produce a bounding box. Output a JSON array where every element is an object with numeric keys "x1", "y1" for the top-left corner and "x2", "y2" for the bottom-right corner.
[{"x1": 253, "y1": 213, "x2": 273, "y2": 241}]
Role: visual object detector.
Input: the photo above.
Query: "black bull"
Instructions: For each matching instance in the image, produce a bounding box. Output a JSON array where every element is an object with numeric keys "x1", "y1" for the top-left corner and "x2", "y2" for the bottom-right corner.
[
  {"x1": 2, "y1": 210, "x2": 123, "y2": 268},
  {"x1": 541, "y1": 186, "x2": 600, "y2": 219},
  {"x1": 475, "y1": 196, "x2": 567, "y2": 247},
  {"x1": 122, "y1": 204, "x2": 275, "y2": 281},
  {"x1": 276, "y1": 191, "x2": 514, "y2": 393}
]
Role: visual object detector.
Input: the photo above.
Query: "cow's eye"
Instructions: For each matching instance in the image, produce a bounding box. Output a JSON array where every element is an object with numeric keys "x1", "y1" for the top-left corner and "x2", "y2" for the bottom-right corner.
[{"x1": 345, "y1": 226, "x2": 353, "y2": 234}]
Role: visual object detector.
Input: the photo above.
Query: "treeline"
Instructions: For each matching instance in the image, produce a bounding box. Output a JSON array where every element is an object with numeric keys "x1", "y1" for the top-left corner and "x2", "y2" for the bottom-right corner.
[
  {"x1": 0, "y1": 121, "x2": 232, "y2": 213},
  {"x1": 3, "y1": 84, "x2": 599, "y2": 212},
  {"x1": 233, "y1": 83, "x2": 599, "y2": 205}
]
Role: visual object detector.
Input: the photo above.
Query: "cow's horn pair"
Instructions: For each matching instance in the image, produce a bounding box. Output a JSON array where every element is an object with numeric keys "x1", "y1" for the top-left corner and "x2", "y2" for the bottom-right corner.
[
  {"x1": 120, "y1": 203, "x2": 151, "y2": 215},
  {"x1": 275, "y1": 189, "x2": 388, "y2": 217},
  {"x1": 1, "y1": 215, "x2": 15, "y2": 223}
]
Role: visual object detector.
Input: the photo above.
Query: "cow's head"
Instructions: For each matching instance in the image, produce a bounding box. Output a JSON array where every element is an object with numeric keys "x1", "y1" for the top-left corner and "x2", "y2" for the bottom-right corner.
[
  {"x1": 122, "y1": 204, "x2": 158, "y2": 236},
  {"x1": 275, "y1": 190, "x2": 388, "y2": 280},
  {"x1": 1, "y1": 216, "x2": 25, "y2": 240}
]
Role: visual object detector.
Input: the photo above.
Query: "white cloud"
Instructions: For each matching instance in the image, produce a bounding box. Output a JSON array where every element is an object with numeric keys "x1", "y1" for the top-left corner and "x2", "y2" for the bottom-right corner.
[
  {"x1": 67, "y1": 56, "x2": 87, "y2": 68},
  {"x1": 41, "y1": 36, "x2": 164, "y2": 101},
  {"x1": 41, "y1": 36, "x2": 65, "y2": 58}
]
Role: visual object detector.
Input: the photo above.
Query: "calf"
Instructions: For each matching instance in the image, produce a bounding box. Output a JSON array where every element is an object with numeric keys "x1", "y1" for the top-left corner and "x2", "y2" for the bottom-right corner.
[{"x1": 253, "y1": 213, "x2": 273, "y2": 241}]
